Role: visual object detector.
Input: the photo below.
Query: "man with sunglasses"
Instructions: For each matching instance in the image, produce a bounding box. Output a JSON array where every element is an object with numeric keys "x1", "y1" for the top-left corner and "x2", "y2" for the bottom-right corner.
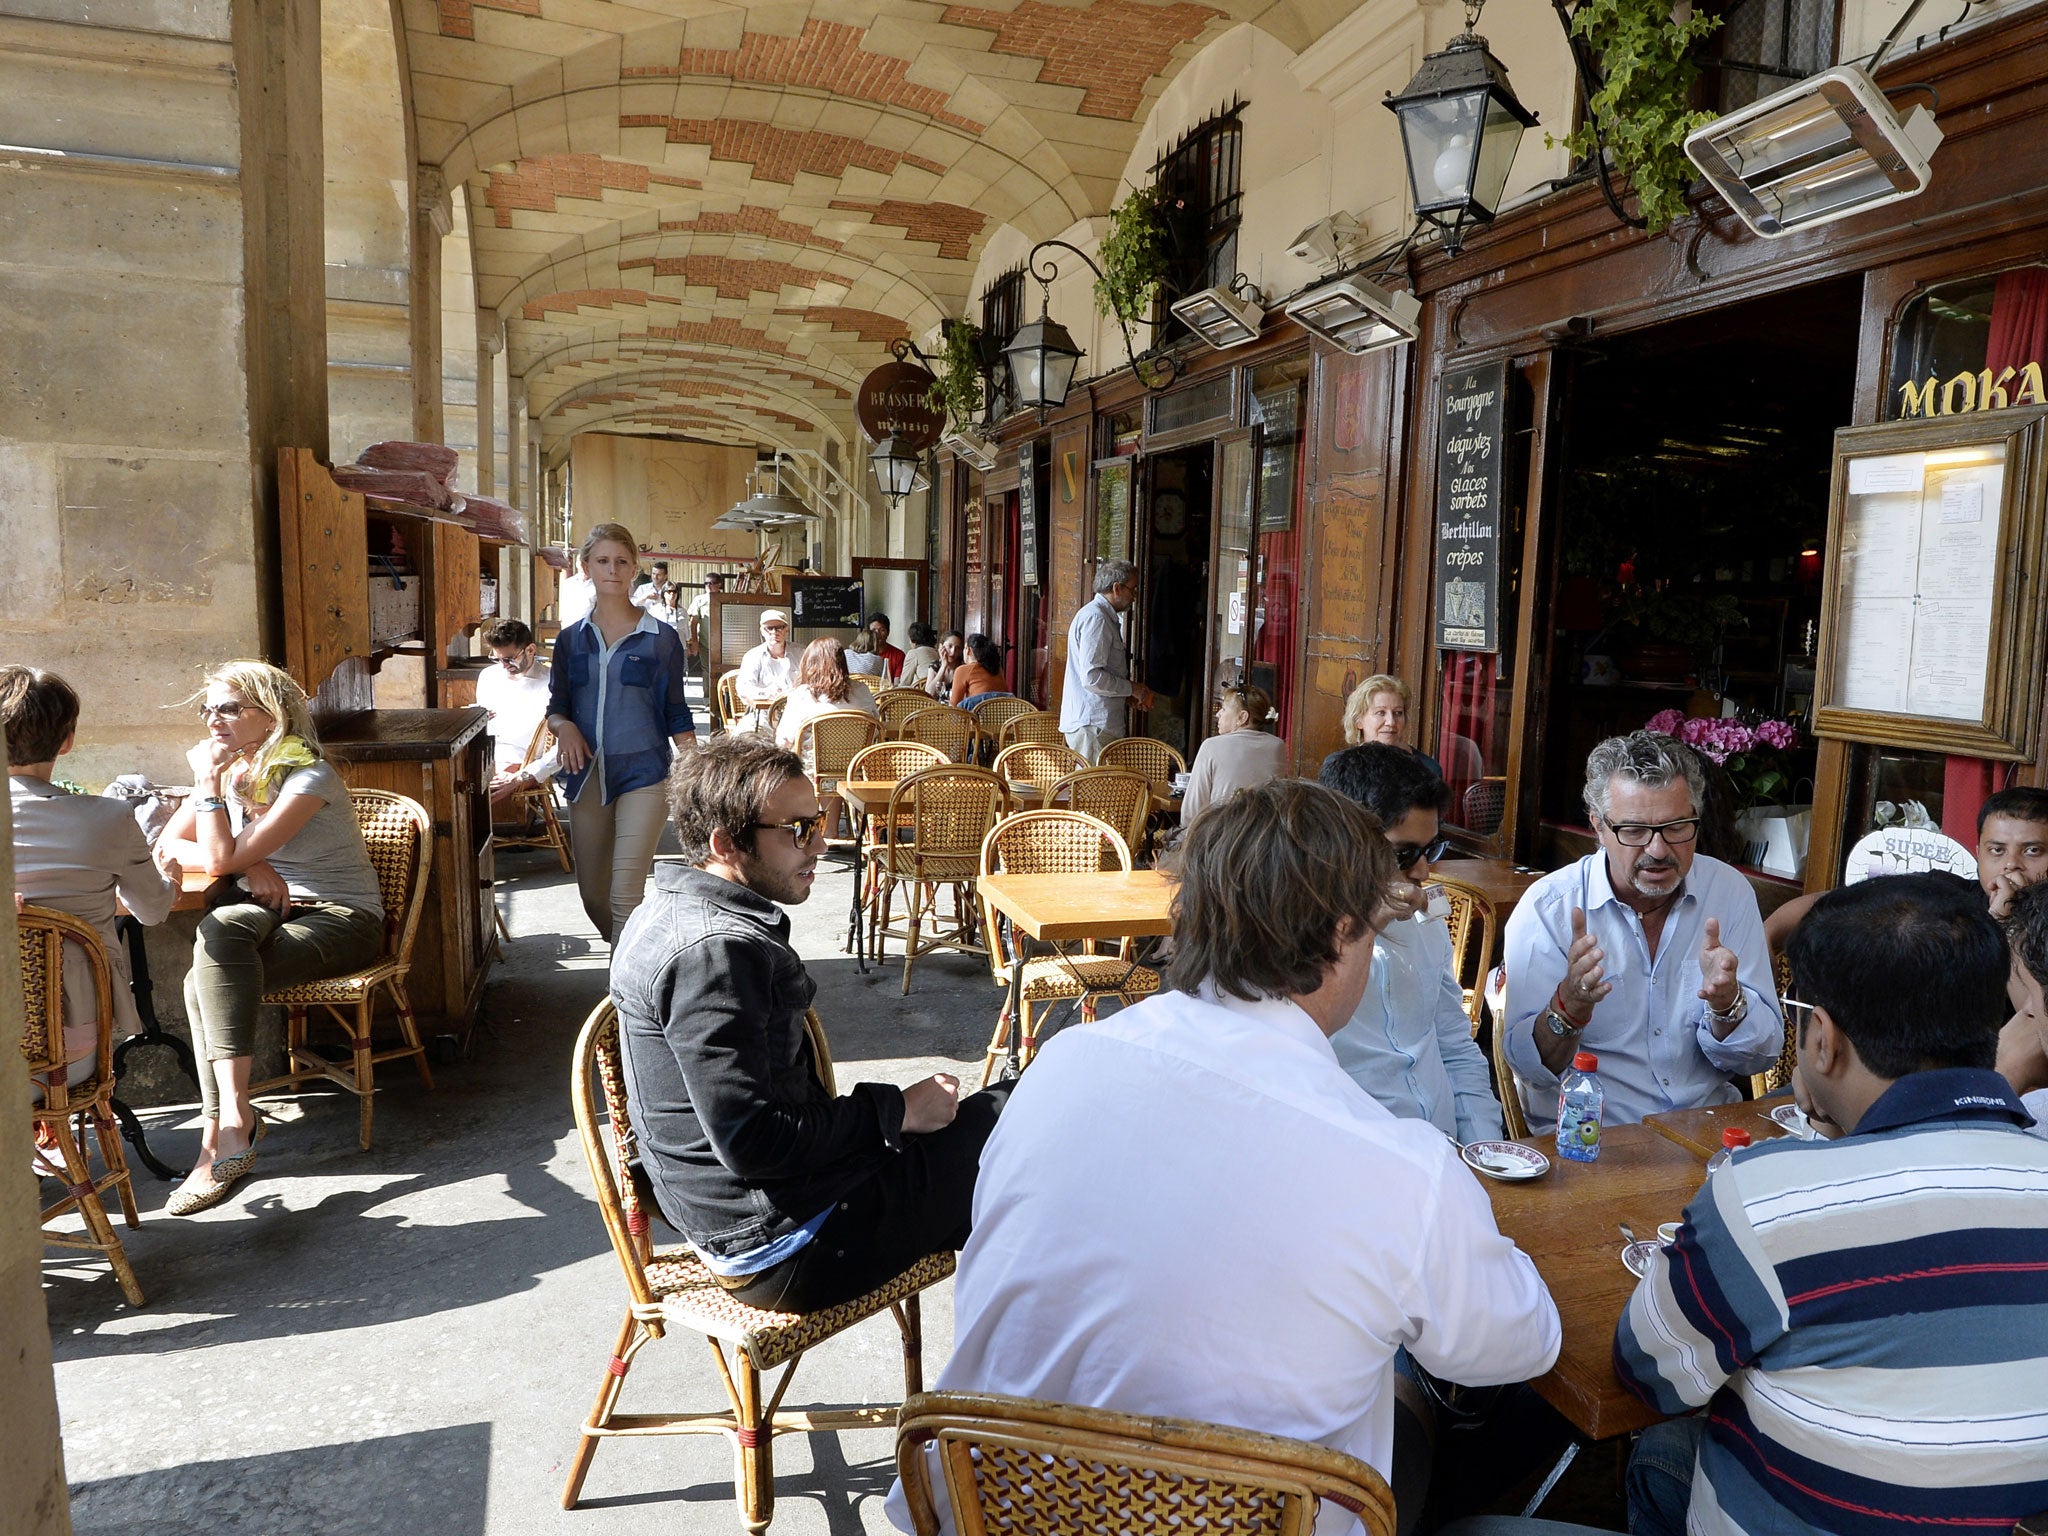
[
  {"x1": 612, "y1": 734, "x2": 1007, "y2": 1312},
  {"x1": 1320, "y1": 745, "x2": 1506, "y2": 1144},
  {"x1": 1502, "y1": 731, "x2": 1781, "y2": 1133}
]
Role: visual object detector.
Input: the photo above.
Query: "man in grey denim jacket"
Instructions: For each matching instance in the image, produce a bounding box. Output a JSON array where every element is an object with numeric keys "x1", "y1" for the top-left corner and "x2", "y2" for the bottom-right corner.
[{"x1": 613, "y1": 735, "x2": 1007, "y2": 1312}]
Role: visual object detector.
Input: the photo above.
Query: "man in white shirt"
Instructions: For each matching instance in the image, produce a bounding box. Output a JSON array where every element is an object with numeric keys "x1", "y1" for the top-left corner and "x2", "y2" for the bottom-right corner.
[
  {"x1": 476, "y1": 618, "x2": 559, "y2": 806},
  {"x1": 1321, "y1": 744, "x2": 1506, "y2": 1144},
  {"x1": 557, "y1": 550, "x2": 594, "y2": 627},
  {"x1": 633, "y1": 561, "x2": 669, "y2": 614},
  {"x1": 684, "y1": 572, "x2": 724, "y2": 683},
  {"x1": 1059, "y1": 558, "x2": 1153, "y2": 761},
  {"x1": 888, "y1": 778, "x2": 1560, "y2": 1536},
  {"x1": 1502, "y1": 731, "x2": 1782, "y2": 1134},
  {"x1": 736, "y1": 608, "x2": 796, "y2": 732}
]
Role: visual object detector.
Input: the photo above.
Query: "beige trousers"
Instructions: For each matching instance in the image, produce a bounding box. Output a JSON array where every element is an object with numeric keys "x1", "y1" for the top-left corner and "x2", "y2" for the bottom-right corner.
[{"x1": 567, "y1": 782, "x2": 670, "y2": 942}]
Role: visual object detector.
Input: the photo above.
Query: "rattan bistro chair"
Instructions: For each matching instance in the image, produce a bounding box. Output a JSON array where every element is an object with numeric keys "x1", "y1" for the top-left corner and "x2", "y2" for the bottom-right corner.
[
  {"x1": 976, "y1": 811, "x2": 1159, "y2": 1086},
  {"x1": 255, "y1": 789, "x2": 435, "y2": 1152},
  {"x1": 716, "y1": 669, "x2": 745, "y2": 732},
  {"x1": 564, "y1": 999, "x2": 950, "y2": 1528},
  {"x1": 1433, "y1": 875, "x2": 1497, "y2": 1036},
  {"x1": 1753, "y1": 949, "x2": 1798, "y2": 1099},
  {"x1": 20, "y1": 905, "x2": 144, "y2": 1307},
  {"x1": 495, "y1": 716, "x2": 573, "y2": 873},
  {"x1": 875, "y1": 687, "x2": 933, "y2": 737},
  {"x1": 1048, "y1": 767, "x2": 1153, "y2": 855},
  {"x1": 902, "y1": 705, "x2": 979, "y2": 764},
  {"x1": 970, "y1": 695, "x2": 1035, "y2": 747},
  {"x1": 999, "y1": 708, "x2": 1066, "y2": 749},
  {"x1": 1485, "y1": 965, "x2": 1530, "y2": 1142},
  {"x1": 896, "y1": 1392, "x2": 1397, "y2": 1536},
  {"x1": 991, "y1": 741, "x2": 1084, "y2": 797},
  {"x1": 846, "y1": 740, "x2": 946, "y2": 785},
  {"x1": 871, "y1": 766, "x2": 1008, "y2": 992},
  {"x1": 1098, "y1": 735, "x2": 1186, "y2": 791}
]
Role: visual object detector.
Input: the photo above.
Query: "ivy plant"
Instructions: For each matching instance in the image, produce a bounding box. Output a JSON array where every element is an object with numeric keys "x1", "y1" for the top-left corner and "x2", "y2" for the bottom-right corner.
[
  {"x1": 926, "y1": 318, "x2": 984, "y2": 432},
  {"x1": 1556, "y1": 0, "x2": 1722, "y2": 233},
  {"x1": 1094, "y1": 182, "x2": 1177, "y2": 326}
]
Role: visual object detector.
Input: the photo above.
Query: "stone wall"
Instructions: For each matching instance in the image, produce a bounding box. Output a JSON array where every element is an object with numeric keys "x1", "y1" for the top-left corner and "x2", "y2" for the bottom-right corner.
[
  {"x1": 0, "y1": 3, "x2": 262, "y2": 788},
  {"x1": 568, "y1": 434, "x2": 759, "y2": 560}
]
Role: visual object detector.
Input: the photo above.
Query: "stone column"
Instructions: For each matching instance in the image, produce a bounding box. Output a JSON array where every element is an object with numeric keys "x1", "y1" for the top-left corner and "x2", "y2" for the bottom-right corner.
[
  {"x1": 411, "y1": 165, "x2": 450, "y2": 442},
  {"x1": 475, "y1": 329, "x2": 499, "y2": 496}
]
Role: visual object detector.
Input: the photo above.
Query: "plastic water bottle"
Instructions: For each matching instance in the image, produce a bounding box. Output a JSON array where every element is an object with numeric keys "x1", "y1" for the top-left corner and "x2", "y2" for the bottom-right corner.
[
  {"x1": 1706, "y1": 1126, "x2": 1751, "y2": 1174},
  {"x1": 1557, "y1": 1051, "x2": 1604, "y2": 1163}
]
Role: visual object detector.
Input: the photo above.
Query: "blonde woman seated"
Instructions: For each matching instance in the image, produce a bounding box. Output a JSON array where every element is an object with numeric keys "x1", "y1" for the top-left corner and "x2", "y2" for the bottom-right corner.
[
  {"x1": 155, "y1": 661, "x2": 385, "y2": 1215},
  {"x1": 844, "y1": 628, "x2": 892, "y2": 684},
  {"x1": 1180, "y1": 682, "x2": 1288, "y2": 824},
  {"x1": 775, "y1": 637, "x2": 879, "y2": 749},
  {"x1": 1341, "y1": 671, "x2": 1443, "y2": 777}
]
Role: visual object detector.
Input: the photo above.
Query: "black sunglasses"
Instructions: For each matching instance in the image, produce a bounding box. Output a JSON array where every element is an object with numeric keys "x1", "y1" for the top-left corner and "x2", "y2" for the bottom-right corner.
[
  {"x1": 1390, "y1": 835, "x2": 1453, "y2": 868},
  {"x1": 754, "y1": 812, "x2": 827, "y2": 845}
]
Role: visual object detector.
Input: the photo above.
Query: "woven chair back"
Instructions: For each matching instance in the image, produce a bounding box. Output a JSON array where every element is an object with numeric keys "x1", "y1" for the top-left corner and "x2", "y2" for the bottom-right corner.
[
  {"x1": 800, "y1": 710, "x2": 882, "y2": 782},
  {"x1": 895, "y1": 1391, "x2": 1396, "y2": 1536},
  {"x1": 1098, "y1": 736, "x2": 1186, "y2": 791},
  {"x1": 1463, "y1": 776, "x2": 1508, "y2": 836},
  {"x1": 882, "y1": 767, "x2": 1005, "y2": 878},
  {"x1": 1000, "y1": 709, "x2": 1066, "y2": 749},
  {"x1": 977, "y1": 811, "x2": 1130, "y2": 981},
  {"x1": 992, "y1": 742, "x2": 1084, "y2": 789},
  {"x1": 349, "y1": 789, "x2": 435, "y2": 969},
  {"x1": 573, "y1": 999, "x2": 837, "y2": 1305},
  {"x1": 876, "y1": 688, "x2": 934, "y2": 736},
  {"x1": 1433, "y1": 876, "x2": 1494, "y2": 1036},
  {"x1": 17, "y1": 905, "x2": 116, "y2": 1110},
  {"x1": 970, "y1": 697, "x2": 1035, "y2": 740},
  {"x1": 1754, "y1": 949, "x2": 1797, "y2": 1097},
  {"x1": 716, "y1": 670, "x2": 743, "y2": 730},
  {"x1": 1048, "y1": 768, "x2": 1153, "y2": 853},
  {"x1": 848, "y1": 741, "x2": 947, "y2": 784},
  {"x1": 903, "y1": 706, "x2": 979, "y2": 763}
]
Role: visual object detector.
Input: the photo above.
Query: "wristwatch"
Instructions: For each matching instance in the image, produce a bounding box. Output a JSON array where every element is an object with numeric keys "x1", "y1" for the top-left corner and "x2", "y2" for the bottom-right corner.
[
  {"x1": 191, "y1": 796, "x2": 228, "y2": 814},
  {"x1": 1542, "y1": 1006, "x2": 1583, "y2": 1039},
  {"x1": 1706, "y1": 992, "x2": 1750, "y2": 1028}
]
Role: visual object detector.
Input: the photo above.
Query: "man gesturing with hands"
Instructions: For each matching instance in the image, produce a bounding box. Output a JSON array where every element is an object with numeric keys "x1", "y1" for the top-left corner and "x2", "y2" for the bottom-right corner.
[
  {"x1": 1504, "y1": 732, "x2": 1781, "y2": 1131},
  {"x1": 614, "y1": 735, "x2": 1007, "y2": 1312}
]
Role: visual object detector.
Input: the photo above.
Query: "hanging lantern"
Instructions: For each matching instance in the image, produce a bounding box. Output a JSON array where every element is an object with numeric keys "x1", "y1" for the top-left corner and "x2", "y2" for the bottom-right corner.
[
  {"x1": 1002, "y1": 306, "x2": 1084, "y2": 411},
  {"x1": 869, "y1": 435, "x2": 921, "y2": 502}
]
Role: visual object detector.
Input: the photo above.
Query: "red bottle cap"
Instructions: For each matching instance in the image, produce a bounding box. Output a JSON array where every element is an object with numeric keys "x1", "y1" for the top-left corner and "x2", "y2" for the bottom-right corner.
[
  {"x1": 1722, "y1": 1127, "x2": 1752, "y2": 1148},
  {"x1": 1573, "y1": 1051, "x2": 1598, "y2": 1072}
]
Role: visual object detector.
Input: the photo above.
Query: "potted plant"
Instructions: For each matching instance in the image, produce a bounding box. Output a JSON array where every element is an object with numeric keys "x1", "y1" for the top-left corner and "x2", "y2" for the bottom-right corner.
[
  {"x1": 1646, "y1": 709, "x2": 1810, "y2": 876},
  {"x1": 1094, "y1": 182, "x2": 1177, "y2": 326},
  {"x1": 927, "y1": 318, "x2": 997, "y2": 470}
]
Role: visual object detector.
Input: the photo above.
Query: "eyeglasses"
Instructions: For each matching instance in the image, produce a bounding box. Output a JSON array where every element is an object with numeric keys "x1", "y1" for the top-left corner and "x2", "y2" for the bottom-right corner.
[
  {"x1": 754, "y1": 812, "x2": 826, "y2": 845},
  {"x1": 1605, "y1": 817, "x2": 1700, "y2": 848},
  {"x1": 1390, "y1": 835, "x2": 1453, "y2": 868},
  {"x1": 196, "y1": 701, "x2": 250, "y2": 721}
]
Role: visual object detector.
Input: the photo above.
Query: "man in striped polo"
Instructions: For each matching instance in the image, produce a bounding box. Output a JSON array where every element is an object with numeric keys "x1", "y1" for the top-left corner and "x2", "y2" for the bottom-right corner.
[{"x1": 1615, "y1": 872, "x2": 2048, "y2": 1533}]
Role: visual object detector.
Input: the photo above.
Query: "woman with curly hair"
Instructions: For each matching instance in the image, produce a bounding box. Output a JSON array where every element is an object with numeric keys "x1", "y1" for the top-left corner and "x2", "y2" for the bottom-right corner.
[{"x1": 155, "y1": 661, "x2": 385, "y2": 1214}]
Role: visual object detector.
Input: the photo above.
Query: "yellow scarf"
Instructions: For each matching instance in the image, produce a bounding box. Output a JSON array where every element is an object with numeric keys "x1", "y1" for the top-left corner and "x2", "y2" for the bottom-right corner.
[{"x1": 239, "y1": 734, "x2": 319, "y2": 806}]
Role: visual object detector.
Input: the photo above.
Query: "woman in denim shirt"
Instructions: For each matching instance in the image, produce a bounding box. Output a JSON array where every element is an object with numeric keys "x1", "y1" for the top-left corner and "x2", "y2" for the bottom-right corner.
[{"x1": 546, "y1": 523, "x2": 697, "y2": 940}]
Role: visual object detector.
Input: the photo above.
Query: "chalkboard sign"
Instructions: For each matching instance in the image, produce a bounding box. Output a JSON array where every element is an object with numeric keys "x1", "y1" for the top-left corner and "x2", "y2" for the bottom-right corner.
[
  {"x1": 1017, "y1": 444, "x2": 1041, "y2": 587},
  {"x1": 789, "y1": 577, "x2": 864, "y2": 629},
  {"x1": 1434, "y1": 360, "x2": 1508, "y2": 653}
]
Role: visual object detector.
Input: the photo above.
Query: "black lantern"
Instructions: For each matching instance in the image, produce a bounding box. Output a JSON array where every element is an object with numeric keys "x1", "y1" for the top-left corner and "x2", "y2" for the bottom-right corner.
[
  {"x1": 1383, "y1": 0, "x2": 1536, "y2": 254},
  {"x1": 1002, "y1": 307, "x2": 1084, "y2": 412},
  {"x1": 869, "y1": 434, "x2": 921, "y2": 502}
]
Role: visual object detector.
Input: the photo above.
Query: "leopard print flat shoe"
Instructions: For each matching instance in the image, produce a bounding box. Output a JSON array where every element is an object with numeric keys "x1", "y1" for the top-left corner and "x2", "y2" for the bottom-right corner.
[{"x1": 164, "y1": 1143, "x2": 259, "y2": 1217}]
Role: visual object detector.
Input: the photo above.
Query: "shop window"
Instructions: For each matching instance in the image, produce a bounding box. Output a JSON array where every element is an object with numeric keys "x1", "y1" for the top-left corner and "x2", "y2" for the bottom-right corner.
[
  {"x1": 1099, "y1": 407, "x2": 1142, "y2": 459},
  {"x1": 1148, "y1": 372, "x2": 1234, "y2": 440},
  {"x1": 981, "y1": 265, "x2": 1025, "y2": 417},
  {"x1": 1888, "y1": 265, "x2": 2048, "y2": 420},
  {"x1": 1156, "y1": 105, "x2": 1244, "y2": 328},
  {"x1": 1699, "y1": 0, "x2": 1838, "y2": 113}
]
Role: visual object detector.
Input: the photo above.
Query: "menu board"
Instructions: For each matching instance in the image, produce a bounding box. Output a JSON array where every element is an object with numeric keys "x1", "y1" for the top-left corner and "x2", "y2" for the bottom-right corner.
[
  {"x1": 789, "y1": 577, "x2": 864, "y2": 629},
  {"x1": 1434, "y1": 360, "x2": 1508, "y2": 653},
  {"x1": 1831, "y1": 446, "x2": 2005, "y2": 719},
  {"x1": 1017, "y1": 444, "x2": 1040, "y2": 587},
  {"x1": 1095, "y1": 460, "x2": 1131, "y2": 564}
]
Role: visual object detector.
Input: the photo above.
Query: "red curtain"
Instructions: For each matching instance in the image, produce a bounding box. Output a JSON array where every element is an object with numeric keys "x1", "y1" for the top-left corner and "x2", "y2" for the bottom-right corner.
[
  {"x1": 1439, "y1": 652, "x2": 1496, "y2": 816},
  {"x1": 1941, "y1": 269, "x2": 2045, "y2": 846}
]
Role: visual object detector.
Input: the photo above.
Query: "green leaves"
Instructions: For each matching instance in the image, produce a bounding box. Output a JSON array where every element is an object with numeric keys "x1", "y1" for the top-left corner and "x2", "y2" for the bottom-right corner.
[
  {"x1": 1095, "y1": 182, "x2": 1176, "y2": 325},
  {"x1": 1555, "y1": 0, "x2": 1722, "y2": 232},
  {"x1": 927, "y1": 318, "x2": 984, "y2": 432}
]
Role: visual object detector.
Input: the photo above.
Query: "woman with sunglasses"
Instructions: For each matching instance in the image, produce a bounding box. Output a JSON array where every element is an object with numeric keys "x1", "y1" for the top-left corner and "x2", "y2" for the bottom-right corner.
[
  {"x1": 154, "y1": 661, "x2": 385, "y2": 1214},
  {"x1": 547, "y1": 521, "x2": 697, "y2": 942},
  {"x1": 1180, "y1": 681, "x2": 1288, "y2": 825}
]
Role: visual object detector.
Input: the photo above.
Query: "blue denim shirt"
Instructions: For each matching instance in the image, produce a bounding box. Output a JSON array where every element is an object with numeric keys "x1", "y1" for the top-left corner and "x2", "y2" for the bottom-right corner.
[{"x1": 547, "y1": 612, "x2": 695, "y2": 804}]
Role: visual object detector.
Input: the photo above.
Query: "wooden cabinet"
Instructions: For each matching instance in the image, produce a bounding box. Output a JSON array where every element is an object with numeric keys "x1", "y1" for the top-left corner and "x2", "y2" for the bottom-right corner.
[
  {"x1": 279, "y1": 446, "x2": 373, "y2": 702},
  {"x1": 322, "y1": 709, "x2": 495, "y2": 1038}
]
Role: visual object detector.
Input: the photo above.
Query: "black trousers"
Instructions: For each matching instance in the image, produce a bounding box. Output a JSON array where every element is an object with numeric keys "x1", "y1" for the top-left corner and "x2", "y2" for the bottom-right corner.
[{"x1": 730, "y1": 1083, "x2": 1010, "y2": 1313}]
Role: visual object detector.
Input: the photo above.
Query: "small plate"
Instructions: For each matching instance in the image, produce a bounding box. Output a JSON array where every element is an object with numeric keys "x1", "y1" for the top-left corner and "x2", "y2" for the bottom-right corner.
[
  {"x1": 1769, "y1": 1102, "x2": 1817, "y2": 1140},
  {"x1": 1621, "y1": 1240, "x2": 1659, "y2": 1278},
  {"x1": 1461, "y1": 1140, "x2": 1551, "y2": 1181}
]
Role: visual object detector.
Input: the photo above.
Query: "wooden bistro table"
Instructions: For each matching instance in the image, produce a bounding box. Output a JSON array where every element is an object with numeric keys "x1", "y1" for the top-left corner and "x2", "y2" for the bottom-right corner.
[
  {"x1": 1643, "y1": 1092, "x2": 1799, "y2": 1159},
  {"x1": 975, "y1": 869, "x2": 1176, "y2": 1079},
  {"x1": 1483, "y1": 1123, "x2": 1710, "y2": 1443}
]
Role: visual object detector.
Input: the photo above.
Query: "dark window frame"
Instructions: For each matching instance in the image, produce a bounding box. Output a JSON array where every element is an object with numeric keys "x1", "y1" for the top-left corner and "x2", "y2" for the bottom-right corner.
[{"x1": 1154, "y1": 103, "x2": 1245, "y2": 333}]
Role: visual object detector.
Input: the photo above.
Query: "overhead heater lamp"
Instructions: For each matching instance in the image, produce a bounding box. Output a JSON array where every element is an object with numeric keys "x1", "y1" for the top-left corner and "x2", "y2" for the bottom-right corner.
[
  {"x1": 1283, "y1": 275, "x2": 1423, "y2": 355},
  {"x1": 941, "y1": 425, "x2": 999, "y2": 473},
  {"x1": 1684, "y1": 65, "x2": 1942, "y2": 239},
  {"x1": 1169, "y1": 283, "x2": 1265, "y2": 350}
]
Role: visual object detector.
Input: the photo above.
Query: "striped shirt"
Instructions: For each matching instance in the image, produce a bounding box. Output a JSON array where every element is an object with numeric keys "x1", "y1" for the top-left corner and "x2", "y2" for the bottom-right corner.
[{"x1": 1613, "y1": 1069, "x2": 2048, "y2": 1534}]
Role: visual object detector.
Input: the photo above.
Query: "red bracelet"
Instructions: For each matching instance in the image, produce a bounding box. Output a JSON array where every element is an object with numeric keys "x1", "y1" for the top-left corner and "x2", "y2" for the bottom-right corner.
[{"x1": 1551, "y1": 987, "x2": 1590, "y2": 1030}]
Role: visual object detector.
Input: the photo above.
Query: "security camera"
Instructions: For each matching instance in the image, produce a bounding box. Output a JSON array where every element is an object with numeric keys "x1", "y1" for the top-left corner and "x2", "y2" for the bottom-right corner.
[{"x1": 1286, "y1": 212, "x2": 1363, "y2": 270}]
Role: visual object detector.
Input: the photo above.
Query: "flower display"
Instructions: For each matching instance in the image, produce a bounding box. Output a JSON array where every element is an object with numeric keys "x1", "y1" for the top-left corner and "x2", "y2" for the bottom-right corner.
[
  {"x1": 1755, "y1": 718, "x2": 1800, "y2": 751},
  {"x1": 1646, "y1": 709, "x2": 1804, "y2": 810},
  {"x1": 1675, "y1": 715, "x2": 1756, "y2": 763},
  {"x1": 1644, "y1": 707, "x2": 1686, "y2": 736}
]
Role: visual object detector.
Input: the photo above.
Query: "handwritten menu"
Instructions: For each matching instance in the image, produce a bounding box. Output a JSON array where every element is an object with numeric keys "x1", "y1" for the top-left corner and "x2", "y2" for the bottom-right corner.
[
  {"x1": 1434, "y1": 360, "x2": 1508, "y2": 652},
  {"x1": 1833, "y1": 447, "x2": 2005, "y2": 718}
]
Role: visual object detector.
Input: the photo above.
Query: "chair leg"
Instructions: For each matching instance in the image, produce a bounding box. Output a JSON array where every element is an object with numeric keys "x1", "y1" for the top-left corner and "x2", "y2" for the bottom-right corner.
[
  {"x1": 391, "y1": 980, "x2": 437, "y2": 1091},
  {"x1": 735, "y1": 1351, "x2": 774, "y2": 1535},
  {"x1": 562, "y1": 1311, "x2": 638, "y2": 1509},
  {"x1": 547, "y1": 797, "x2": 573, "y2": 873},
  {"x1": 90, "y1": 1104, "x2": 141, "y2": 1228},
  {"x1": 900, "y1": 879, "x2": 926, "y2": 995},
  {"x1": 897, "y1": 1293, "x2": 925, "y2": 1396},
  {"x1": 49, "y1": 1114, "x2": 144, "y2": 1307},
  {"x1": 1017, "y1": 999, "x2": 1041, "y2": 1073},
  {"x1": 352, "y1": 1002, "x2": 377, "y2": 1153},
  {"x1": 979, "y1": 993, "x2": 1015, "y2": 1090},
  {"x1": 286, "y1": 1005, "x2": 309, "y2": 1087}
]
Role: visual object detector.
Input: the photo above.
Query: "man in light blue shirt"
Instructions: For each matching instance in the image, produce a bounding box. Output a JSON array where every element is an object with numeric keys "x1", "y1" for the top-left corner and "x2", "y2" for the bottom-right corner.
[
  {"x1": 1321, "y1": 745, "x2": 1506, "y2": 1144},
  {"x1": 1502, "y1": 731, "x2": 1781, "y2": 1133},
  {"x1": 1059, "y1": 559, "x2": 1153, "y2": 761}
]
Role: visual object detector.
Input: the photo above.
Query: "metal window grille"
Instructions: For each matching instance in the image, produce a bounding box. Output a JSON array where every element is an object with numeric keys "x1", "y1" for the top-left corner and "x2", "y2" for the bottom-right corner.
[
  {"x1": 1702, "y1": 0, "x2": 1839, "y2": 112},
  {"x1": 1155, "y1": 104, "x2": 1245, "y2": 325}
]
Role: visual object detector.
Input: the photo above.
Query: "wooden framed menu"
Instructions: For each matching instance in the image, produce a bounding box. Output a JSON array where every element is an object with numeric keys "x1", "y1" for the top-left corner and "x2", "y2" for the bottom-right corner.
[{"x1": 1813, "y1": 407, "x2": 2048, "y2": 759}]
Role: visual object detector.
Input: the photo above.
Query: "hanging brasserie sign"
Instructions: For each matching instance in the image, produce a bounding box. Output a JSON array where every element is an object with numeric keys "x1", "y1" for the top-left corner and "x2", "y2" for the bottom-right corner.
[
  {"x1": 1434, "y1": 360, "x2": 1508, "y2": 653},
  {"x1": 1897, "y1": 362, "x2": 2047, "y2": 418},
  {"x1": 856, "y1": 359, "x2": 946, "y2": 451}
]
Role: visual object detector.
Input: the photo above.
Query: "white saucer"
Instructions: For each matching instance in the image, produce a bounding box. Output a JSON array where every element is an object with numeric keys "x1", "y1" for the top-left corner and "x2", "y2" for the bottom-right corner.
[
  {"x1": 1461, "y1": 1140, "x2": 1551, "y2": 1181},
  {"x1": 1769, "y1": 1102, "x2": 1817, "y2": 1140},
  {"x1": 1621, "y1": 1240, "x2": 1659, "y2": 1278}
]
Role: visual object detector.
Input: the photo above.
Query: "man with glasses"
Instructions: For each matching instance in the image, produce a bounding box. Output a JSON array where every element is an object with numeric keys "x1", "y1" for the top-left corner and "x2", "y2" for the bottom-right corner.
[
  {"x1": 1320, "y1": 744, "x2": 1506, "y2": 1144},
  {"x1": 612, "y1": 734, "x2": 1007, "y2": 1311},
  {"x1": 477, "y1": 618, "x2": 559, "y2": 808},
  {"x1": 736, "y1": 608, "x2": 797, "y2": 732},
  {"x1": 1060, "y1": 558, "x2": 1153, "y2": 762},
  {"x1": 1502, "y1": 731, "x2": 1781, "y2": 1133}
]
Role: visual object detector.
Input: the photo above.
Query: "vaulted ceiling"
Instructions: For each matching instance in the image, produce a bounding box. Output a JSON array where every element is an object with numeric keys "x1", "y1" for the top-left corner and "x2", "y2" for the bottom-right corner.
[{"x1": 399, "y1": 0, "x2": 1361, "y2": 463}]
